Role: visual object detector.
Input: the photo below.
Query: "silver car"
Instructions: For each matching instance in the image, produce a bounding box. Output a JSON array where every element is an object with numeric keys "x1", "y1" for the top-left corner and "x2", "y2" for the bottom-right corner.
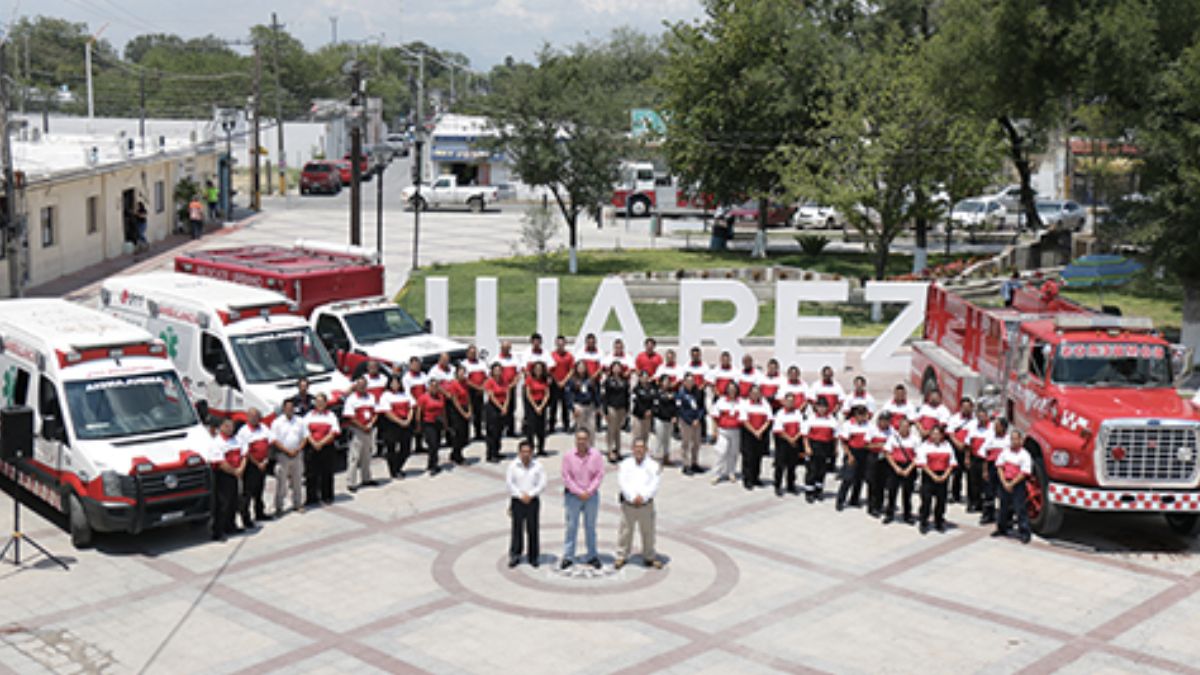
[
  {"x1": 1035, "y1": 200, "x2": 1086, "y2": 231},
  {"x1": 950, "y1": 198, "x2": 1005, "y2": 229},
  {"x1": 793, "y1": 202, "x2": 844, "y2": 229}
]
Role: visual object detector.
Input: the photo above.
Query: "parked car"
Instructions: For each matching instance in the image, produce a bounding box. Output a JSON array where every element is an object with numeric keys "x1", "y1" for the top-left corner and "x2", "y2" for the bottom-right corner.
[
  {"x1": 993, "y1": 184, "x2": 1038, "y2": 212},
  {"x1": 1036, "y1": 199, "x2": 1086, "y2": 231},
  {"x1": 725, "y1": 199, "x2": 797, "y2": 227},
  {"x1": 383, "y1": 133, "x2": 410, "y2": 158},
  {"x1": 300, "y1": 161, "x2": 342, "y2": 195},
  {"x1": 949, "y1": 198, "x2": 1005, "y2": 229},
  {"x1": 342, "y1": 152, "x2": 374, "y2": 181},
  {"x1": 793, "y1": 202, "x2": 844, "y2": 229}
]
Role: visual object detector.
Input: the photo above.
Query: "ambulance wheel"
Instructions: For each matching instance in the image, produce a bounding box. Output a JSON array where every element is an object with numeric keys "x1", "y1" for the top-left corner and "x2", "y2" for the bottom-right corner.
[
  {"x1": 1165, "y1": 514, "x2": 1200, "y2": 536},
  {"x1": 1028, "y1": 457, "x2": 1063, "y2": 537},
  {"x1": 68, "y1": 494, "x2": 94, "y2": 549}
]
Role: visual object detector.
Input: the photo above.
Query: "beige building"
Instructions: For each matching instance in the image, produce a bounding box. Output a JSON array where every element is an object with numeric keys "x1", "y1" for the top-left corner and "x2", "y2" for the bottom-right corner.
[{"x1": 3, "y1": 130, "x2": 217, "y2": 296}]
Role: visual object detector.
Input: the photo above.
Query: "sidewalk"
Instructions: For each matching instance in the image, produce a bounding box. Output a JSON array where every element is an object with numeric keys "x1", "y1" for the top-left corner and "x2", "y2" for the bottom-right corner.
[{"x1": 26, "y1": 208, "x2": 261, "y2": 302}]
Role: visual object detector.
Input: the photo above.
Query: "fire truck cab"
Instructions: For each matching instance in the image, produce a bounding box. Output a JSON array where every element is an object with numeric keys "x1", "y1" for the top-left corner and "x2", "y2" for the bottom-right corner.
[
  {"x1": 913, "y1": 283, "x2": 1199, "y2": 536},
  {"x1": 0, "y1": 300, "x2": 213, "y2": 547}
]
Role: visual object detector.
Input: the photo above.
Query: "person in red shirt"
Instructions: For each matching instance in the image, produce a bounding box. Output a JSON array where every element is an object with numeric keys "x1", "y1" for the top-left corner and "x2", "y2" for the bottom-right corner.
[
  {"x1": 548, "y1": 335, "x2": 575, "y2": 433},
  {"x1": 419, "y1": 380, "x2": 449, "y2": 475},
  {"x1": 711, "y1": 351, "x2": 737, "y2": 398},
  {"x1": 524, "y1": 361, "x2": 552, "y2": 456},
  {"x1": 464, "y1": 344, "x2": 489, "y2": 440},
  {"x1": 483, "y1": 363, "x2": 511, "y2": 463},
  {"x1": 772, "y1": 393, "x2": 805, "y2": 496},
  {"x1": 836, "y1": 405, "x2": 874, "y2": 511},
  {"x1": 303, "y1": 394, "x2": 340, "y2": 505},
  {"x1": 803, "y1": 397, "x2": 838, "y2": 502},
  {"x1": 635, "y1": 337, "x2": 664, "y2": 380},
  {"x1": 235, "y1": 407, "x2": 272, "y2": 525},
  {"x1": 708, "y1": 381, "x2": 743, "y2": 484},
  {"x1": 575, "y1": 332, "x2": 604, "y2": 378},
  {"x1": 343, "y1": 377, "x2": 379, "y2": 492},
  {"x1": 444, "y1": 365, "x2": 474, "y2": 465},
  {"x1": 739, "y1": 386, "x2": 773, "y2": 490},
  {"x1": 210, "y1": 418, "x2": 245, "y2": 541},
  {"x1": 883, "y1": 416, "x2": 920, "y2": 524},
  {"x1": 377, "y1": 376, "x2": 414, "y2": 478},
  {"x1": 496, "y1": 341, "x2": 521, "y2": 437},
  {"x1": 759, "y1": 358, "x2": 783, "y2": 409},
  {"x1": 917, "y1": 425, "x2": 958, "y2": 534}
]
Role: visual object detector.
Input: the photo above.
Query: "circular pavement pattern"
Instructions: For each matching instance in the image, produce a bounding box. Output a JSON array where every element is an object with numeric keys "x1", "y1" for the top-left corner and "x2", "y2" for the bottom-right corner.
[{"x1": 431, "y1": 525, "x2": 741, "y2": 621}]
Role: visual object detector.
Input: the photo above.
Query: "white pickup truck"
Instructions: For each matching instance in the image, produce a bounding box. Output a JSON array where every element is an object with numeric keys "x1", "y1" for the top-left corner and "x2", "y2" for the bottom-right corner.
[{"x1": 401, "y1": 175, "x2": 498, "y2": 213}]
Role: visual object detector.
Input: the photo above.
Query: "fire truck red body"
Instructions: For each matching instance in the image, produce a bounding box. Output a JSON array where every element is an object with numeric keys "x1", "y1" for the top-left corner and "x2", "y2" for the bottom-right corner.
[
  {"x1": 912, "y1": 283, "x2": 1200, "y2": 536},
  {"x1": 610, "y1": 161, "x2": 714, "y2": 217}
]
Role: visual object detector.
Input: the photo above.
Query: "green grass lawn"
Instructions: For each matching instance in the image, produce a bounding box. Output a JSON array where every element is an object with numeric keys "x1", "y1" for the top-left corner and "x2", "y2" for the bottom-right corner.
[
  {"x1": 397, "y1": 249, "x2": 940, "y2": 338},
  {"x1": 1061, "y1": 271, "x2": 1183, "y2": 335}
]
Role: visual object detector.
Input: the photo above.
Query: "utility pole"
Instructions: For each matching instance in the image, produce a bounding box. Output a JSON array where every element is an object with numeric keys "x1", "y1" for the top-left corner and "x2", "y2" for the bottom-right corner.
[
  {"x1": 252, "y1": 43, "x2": 262, "y2": 211},
  {"x1": 138, "y1": 72, "x2": 146, "y2": 148},
  {"x1": 412, "y1": 51, "x2": 424, "y2": 271},
  {"x1": 330, "y1": 17, "x2": 338, "y2": 45},
  {"x1": 376, "y1": 159, "x2": 384, "y2": 256},
  {"x1": 85, "y1": 40, "x2": 94, "y2": 120},
  {"x1": 270, "y1": 13, "x2": 287, "y2": 195},
  {"x1": 349, "y1": 60, "x2": 363, "y2": 246},
  {"x1": 2, "y1": 48, "x2": 23, "y2": 297}
]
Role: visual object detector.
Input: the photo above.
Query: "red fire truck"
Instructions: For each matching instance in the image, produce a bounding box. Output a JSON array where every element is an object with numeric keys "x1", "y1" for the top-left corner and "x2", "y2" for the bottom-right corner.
[
  {"x1": 610, "y1": 161, "x2": 714, "y2": 217},
  {"x1": 175, "y1": 241, "x2": 467, "y2": 378},
  {"x1": 912, "y1": 283, "x2": 1199, "y2": 536}
]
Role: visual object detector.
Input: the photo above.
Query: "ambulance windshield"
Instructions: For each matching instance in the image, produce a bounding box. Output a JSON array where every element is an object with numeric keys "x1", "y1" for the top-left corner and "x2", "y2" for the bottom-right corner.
[
  {"x1": 343, "y1": 306, "x2": 425, "y2": 345},
  {"x1": 230, "y1": 327, "x2": 336, "y2": 383},
  {"x1": 1051, "y1": 342, "x2": 1172, "y2": 387},
  {"x1": 65, "y1": 372, "x2": 198, "y2": 440}
]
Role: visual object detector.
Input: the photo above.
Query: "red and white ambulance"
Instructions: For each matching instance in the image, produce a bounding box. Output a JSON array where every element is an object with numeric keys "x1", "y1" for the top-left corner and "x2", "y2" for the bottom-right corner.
[
  {"x1": 912, "y1": 283, "x2": 1199, "y2": 536},
  {"x1": 0, "y1": 300, "x2": 213, "y2": 547}
]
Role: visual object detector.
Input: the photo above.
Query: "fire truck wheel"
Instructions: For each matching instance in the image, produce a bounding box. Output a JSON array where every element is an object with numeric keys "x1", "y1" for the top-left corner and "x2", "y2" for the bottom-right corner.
[
  {"x1": 68, "y1": 494, "x2": 94, "y2": 549},
  {"x1": 629, "y1": 197, "x2": 651, "y2": 218},
  {"x1": 1028, "y1": 457, "x2": 1063, "y2": 536},
  {"x1": 1165, "y1": 514, "x2": 1199, "y2": 536}
]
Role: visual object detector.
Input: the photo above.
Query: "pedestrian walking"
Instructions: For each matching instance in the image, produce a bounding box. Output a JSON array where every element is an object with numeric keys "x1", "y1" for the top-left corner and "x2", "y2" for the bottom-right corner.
[
  {"x1": 188, "y1": 194, "x2": 205, "y2": 240},
  {"x1": 303, "y1": 394, "x2": 340, "y2": 505},
  {"x1": 739, "y1": 386, "x2": 773, "y2": 490},
  {"x1": 236, "y1": 408, "x2": 272, "y2": 524},
  {"x1": 507, "y1": 441, "x2": 546, "y2": 567},
  {"x1": 602, "y1": 363, "x2": 631, "y2": 463},
  {"x1": 615, "y1": 440, "x2": 663, "y2": 569},
  {"x1": 993, "y1": 430, "x2": 1033, "y2": 544},
  {"x1": 917, "y1": 425, "x2": 957, "y2": 534},
  {"x1": 209, "y1": 418, "x2": 245, "y2": 541},
  {"x1": 772, "y1": 393, "x2": 805, "y2": 496},
  {"x1": 709, "y1": 381, "x2": 742, "y2": 485},
  {"x1": 484, "y1": 363, "x2": 511, "y2": 463},
  {"x1": 651, "y1": 373, "x2": 677, "y2": 467},
  {"x1": 561, "y1": 431, "x2": 604, "y2": 570},
  {"x1": 270, "y1": 399, "x2": 306, "y2": 516},
  {"x1": 378, "y1": 376, "x2": 415, "y2": 477},
  {"x1": 343, "y1": 377, "x2": 378, "y2": 491}
]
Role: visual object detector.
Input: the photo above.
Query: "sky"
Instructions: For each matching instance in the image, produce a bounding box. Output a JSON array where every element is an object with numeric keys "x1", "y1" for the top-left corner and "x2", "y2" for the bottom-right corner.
[{"x1": 14, "y1": 0, "x2": 705, "y2": 68}]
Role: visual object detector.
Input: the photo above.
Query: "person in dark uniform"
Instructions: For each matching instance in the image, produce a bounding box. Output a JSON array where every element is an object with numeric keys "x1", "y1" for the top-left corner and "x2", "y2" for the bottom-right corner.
[
  {"x1": 739, "y1": 385, "x2": 773, "y2": 491},
  {"x1": 803, "y1": 397, "x2": 838, "y2": 502},
  {"x1": 565, "y1": 361, "x2": 601, "y2": 441},
  {"x1": 836, "y1": 405, "x2": 873, "y2": 511},
  {"x1": 771, "y1": 393, "x2": 805, "y2": 496},
  {"x1": 507, "y1": 441, "x2": 546, "y2": 567},
  {"x1": 463, "y1": 345, "x2": 488, "y2": 440},
  {"x1": 444, "y1": 365, "x2": 474, "y2": 465},
  {"x1": 602, "y1": 363, "x2": 631, "y2": 463}
]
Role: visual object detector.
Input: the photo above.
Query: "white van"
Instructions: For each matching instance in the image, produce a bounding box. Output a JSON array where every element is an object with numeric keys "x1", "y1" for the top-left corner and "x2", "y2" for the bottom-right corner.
[
  {"x1": 100, "y1": 273, "x2": 351, "y2": 423},
  {"x1": 0, "y1": 300, "x2": 213, "y2": 547}
]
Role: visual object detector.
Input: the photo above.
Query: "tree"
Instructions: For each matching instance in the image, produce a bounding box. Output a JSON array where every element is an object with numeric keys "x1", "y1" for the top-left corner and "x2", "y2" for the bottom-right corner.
[
  {"x1": 780, "y1": 37, "x2": 998, "y2": 280},
  {"x1": 658, "y1": 0, "x2": 831, "y2": 258},
  {"x1": 485, "y1": 39, "x2": 642, "y2": 274}
]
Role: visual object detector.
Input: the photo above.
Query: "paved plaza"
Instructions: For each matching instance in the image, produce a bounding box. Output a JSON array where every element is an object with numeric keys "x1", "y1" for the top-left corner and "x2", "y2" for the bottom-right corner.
[{"x1": 2, "y1": 426, "x2": 1199, "y2": 674}]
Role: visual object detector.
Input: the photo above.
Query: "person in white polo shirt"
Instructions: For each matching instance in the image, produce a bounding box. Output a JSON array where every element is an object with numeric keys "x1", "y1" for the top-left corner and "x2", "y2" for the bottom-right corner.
[
  {"x1": 342, "y1": 376, "x2": 378, "y2": 492},
  {"x1": 270, "y1": 399, "x2": 306, "y2": 516},
  {"x1": 993, "y1": 429, "x2": 1033, "y2": 544},
  {"x1": 615, "y1": 439, "x2": 663, "y2": 569},
  {"x1": 506, "y1": 440, "x2": 546, "y2": 568}
]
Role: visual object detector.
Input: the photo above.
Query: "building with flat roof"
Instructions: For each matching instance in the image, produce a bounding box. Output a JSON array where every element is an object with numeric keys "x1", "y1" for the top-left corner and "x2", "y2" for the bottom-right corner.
[{"x1": 2, "y1": 122, "x2": 218, "y2": 296}]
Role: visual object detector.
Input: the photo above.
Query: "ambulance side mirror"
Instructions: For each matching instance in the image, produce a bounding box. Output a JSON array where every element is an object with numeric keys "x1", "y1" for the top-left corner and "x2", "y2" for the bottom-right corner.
[{"x1": 40, "y1": 414, "x2": 65, "y2": 442}]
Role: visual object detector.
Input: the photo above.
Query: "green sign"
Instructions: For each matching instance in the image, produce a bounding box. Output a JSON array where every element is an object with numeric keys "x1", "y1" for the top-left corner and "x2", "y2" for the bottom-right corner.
[
  {"x1": 159, "y1": 327, "x2": 180, "y2": 359},
  {"x1": 2, "y1": 366, "x2": 15, "y2": 407}
]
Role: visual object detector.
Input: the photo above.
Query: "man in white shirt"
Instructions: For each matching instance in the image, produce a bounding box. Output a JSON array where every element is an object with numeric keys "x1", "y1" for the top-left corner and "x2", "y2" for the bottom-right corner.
[
  {"x1": 270, "y1": 399, "x2": 307, "y2": 516},
  {"x1": 993, "y1": 429, "x2": 1033, "y2": 544},
  {"x1": 615, "y1": 439, "x2": 663, "y2": 569},
  {"x1": 506, "y1": 440, "x2": 547, "y2": 568}
]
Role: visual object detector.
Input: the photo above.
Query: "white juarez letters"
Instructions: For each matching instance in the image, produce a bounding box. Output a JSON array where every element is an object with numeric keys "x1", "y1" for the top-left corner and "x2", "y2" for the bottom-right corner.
[{"x1": 424, "y1": 276, "x2": 927, "y2": 372}]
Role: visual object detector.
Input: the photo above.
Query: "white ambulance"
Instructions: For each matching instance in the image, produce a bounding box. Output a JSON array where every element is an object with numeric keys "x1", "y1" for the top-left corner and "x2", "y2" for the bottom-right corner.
[
  {"x1": 100, "y1": 273, "x2": 351, "y2": 423},
  {"x1": 0, "y1": 300, "x2": 213, "y2": 547}
]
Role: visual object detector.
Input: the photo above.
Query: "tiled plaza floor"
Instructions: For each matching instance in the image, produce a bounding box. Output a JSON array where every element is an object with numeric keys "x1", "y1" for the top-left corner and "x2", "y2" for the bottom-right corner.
[{"x1": 2, "y1": 430, "x2": 1199, "y2": 674}]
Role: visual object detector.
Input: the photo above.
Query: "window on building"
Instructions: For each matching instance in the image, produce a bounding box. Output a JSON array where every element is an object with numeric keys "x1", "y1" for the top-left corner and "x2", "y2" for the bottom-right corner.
[
  {"x1": 40, "y1": 206, "x2": 56, "y2": 248},
  {"x1": 154, "y1": 180, "x2": 165, "y2": 214},
  {"x1": 86, "y1": 196, "x2": 99, "y2": 235}
]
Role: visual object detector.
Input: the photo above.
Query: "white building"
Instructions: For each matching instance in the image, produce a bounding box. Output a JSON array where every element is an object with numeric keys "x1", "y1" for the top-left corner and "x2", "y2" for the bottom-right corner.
[{"x1": 2, "y1": 125, "x2": 217, "y2": 296}]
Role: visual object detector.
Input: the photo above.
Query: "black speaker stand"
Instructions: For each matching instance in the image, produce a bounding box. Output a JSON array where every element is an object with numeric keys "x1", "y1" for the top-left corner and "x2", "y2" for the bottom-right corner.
[{"x1": 1, "y1": 497, "x2": 70, "y2": 570}]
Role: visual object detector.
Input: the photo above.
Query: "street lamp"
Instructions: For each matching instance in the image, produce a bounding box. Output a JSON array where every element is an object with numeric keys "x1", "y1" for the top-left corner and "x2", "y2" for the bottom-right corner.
[
  {"x1": 219, "y1": 110, "x2": 237, "y2": 221},
  {"x1": 375, "y1": 152, "x2": 386, "y2": 256}
]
